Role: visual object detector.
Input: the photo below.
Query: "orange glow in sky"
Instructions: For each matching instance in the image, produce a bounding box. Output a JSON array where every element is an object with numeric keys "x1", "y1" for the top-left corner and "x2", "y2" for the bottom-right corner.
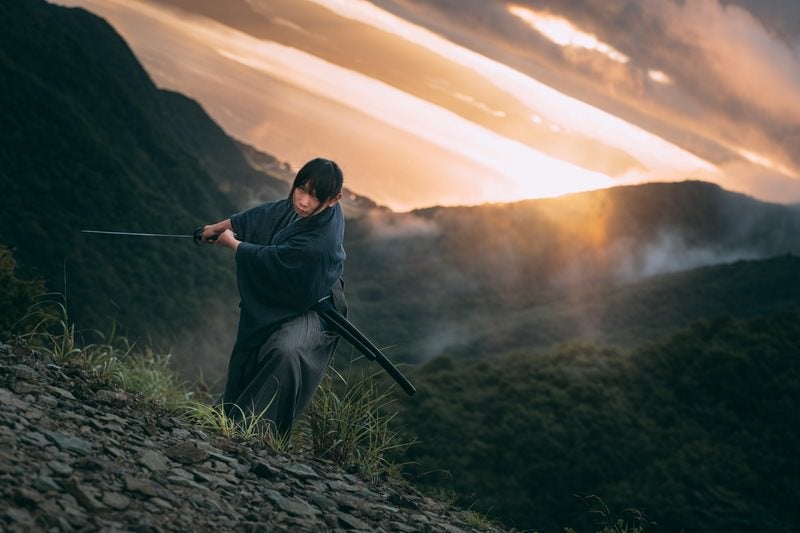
[
  {"x1": 50, "y1": 0, "x2": 800, "y2": 209},
  {"x1": 303, "y1": 0, "x2": 719, "y2": 188}
]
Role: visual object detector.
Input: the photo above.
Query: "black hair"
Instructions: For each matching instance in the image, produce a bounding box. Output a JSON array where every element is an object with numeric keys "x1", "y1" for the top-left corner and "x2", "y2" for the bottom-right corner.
[{"x1": 290, "y1": 158, "x2": 344, "y2": 202}]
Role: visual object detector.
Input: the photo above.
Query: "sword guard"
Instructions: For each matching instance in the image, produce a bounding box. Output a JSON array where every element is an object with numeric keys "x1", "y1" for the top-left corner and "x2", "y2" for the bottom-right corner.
[{"x1": 193, "y1": 226, "x2": 218, "y2": 245}]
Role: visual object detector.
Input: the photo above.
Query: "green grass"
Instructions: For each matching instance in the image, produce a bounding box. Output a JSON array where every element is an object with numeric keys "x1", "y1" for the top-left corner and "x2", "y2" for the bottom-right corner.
[
  {"x1": 21, "y1": 293, "x2": 191, "y2": 409},
  {"x1": 181, "y1": 363, "x2": 414, "y2": 478}
]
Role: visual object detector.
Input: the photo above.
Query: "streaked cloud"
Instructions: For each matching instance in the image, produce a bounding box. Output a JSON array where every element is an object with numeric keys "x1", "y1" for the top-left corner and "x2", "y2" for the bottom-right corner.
[
  {"x1": 215, "y1": 42, "x2": 616, "y2": 201},
  {"x1": 507, "y1": 4, "x2": 629, "y2": 64},
  {"x1": 655, "y1": 0, "x2": 800, "y2": 124},
  {"x1": 306, "y1": 0, "x2": 719, "y2": 177},
  {"x1": 371, "y1": 0, "x2": 800, "y2": 202},
  {"x1": 54, "y1": 0, "x2": 617, "y2": 207}
]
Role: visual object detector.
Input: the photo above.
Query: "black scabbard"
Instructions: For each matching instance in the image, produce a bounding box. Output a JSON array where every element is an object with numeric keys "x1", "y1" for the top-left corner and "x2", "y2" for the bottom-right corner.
[{"x1": 318, "y1": 307, "x2": 416, "y2": 397}]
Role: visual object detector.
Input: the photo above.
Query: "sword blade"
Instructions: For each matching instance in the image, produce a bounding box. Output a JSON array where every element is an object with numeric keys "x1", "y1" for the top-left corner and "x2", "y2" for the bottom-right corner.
[{"x1": 81, "y1": 230, "x2": 193, "y2": 238}]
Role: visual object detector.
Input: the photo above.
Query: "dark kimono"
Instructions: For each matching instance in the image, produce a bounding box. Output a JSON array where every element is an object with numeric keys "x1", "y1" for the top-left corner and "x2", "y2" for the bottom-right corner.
[{"x1": 220, "y1": 198, "x2": 346, "y2": 433}]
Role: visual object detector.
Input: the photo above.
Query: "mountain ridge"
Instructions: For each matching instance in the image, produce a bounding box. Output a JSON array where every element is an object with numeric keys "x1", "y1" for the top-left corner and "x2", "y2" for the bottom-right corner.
[{"x1": 342, "y1": 181, "x2": 800, "y2": 361}]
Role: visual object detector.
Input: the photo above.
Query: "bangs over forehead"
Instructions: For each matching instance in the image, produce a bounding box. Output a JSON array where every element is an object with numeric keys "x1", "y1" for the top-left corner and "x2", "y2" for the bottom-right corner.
[{"x1": 291, "y1": 158, "x2": 344, "y2": 202}]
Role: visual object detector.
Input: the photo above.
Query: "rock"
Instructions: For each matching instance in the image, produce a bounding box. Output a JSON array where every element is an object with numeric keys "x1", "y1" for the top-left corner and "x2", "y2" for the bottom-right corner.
[
  {"x1": 3, "y1": 507, "x2": 34, "y2": 526},
  {"x1": 124, "y1": 476, "x2": 170, "y2": 500},
  {"x1": 308, "y1": 493, "x2": 337, "y2": 513},
  {"x1": 0, "y1": 387, "x2": 29, "y2": 409},
  {"x1": 11, "y1": 487, "x2": 44, "y2": 507},
  {"x1": 264, "y1": 490, "x2": 319, "y2": 518},
  {"x1": 389, "y1": 521, "x2": 419, "y2": 532},
  {"x1": 10, "y1": 381, "x2": 37, "y2": 395},
  {"x1": 93, "y1": 389, "x2": 128, "y2": 404},
  {"x1": 284, "y1": 463, "x2": 320, "y2": 479},
  {"x1": 337, "y1": 511, "x2": 371, "y2": 530},
  {"x1": 47, "y1": 459, "x2": 74, "y2": 477},
  {"x1": 139, "y1": 450, "x2": 170, "y2": 471},
  {"x1": 63, "y1": 477, "x2": 105, "y2": 511},
  {"x1": 252, "y1": 461, "x2": 281, "y2": 479},
  {"x1": 164, "y1": 440, "x2": 209, "y2": 464},
  {"x1": 46, "y1": 384, "x2": 76, "y2": 400},
  {"x1": 32, "y1": 474, "x2": 60, "y2": 492},
  {"x1": 42, "y1": 430, "x2": 93, "y2": 456},
  {"x1": 73, "y1": 456, "x2": 109, "y2": 472},
  {"x1": 333, "y1": 492, "x2": 372, "y2": 513},
  {"x1": 9, "y1": 364, "x2": 38, "y2": 381},
  {"x1": 20, "y1": 431, "x2": 50, "y2": 448},
  {"x1": 101, "y1": 491, "x2": 132, "y2": 510}
]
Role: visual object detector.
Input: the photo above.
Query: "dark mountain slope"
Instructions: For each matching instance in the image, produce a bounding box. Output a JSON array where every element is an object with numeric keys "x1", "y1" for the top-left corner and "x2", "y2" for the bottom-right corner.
[{"x1": 0, "y1": 0, "x2": 285, "y2": 344}]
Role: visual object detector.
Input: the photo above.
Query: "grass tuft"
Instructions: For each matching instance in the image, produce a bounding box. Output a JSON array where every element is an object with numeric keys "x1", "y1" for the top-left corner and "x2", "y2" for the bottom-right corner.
[
  {"x1": 297, "y1": 366, "x2": 413, "y2": 478},
  {"x1": 569, "y1": 494, "x2": 654, "y2": 533}
]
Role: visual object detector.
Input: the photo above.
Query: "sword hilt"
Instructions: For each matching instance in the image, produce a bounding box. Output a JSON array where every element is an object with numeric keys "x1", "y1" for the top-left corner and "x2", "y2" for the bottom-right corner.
[{"x1": 193, "y1": 226, "x2": 219, "y2": 245}]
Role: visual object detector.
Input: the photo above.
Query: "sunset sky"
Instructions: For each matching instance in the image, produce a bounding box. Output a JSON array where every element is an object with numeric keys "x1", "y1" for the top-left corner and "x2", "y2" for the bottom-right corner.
[{"x1": 52, "y1": 0, "x2": 800, "y2": 211}]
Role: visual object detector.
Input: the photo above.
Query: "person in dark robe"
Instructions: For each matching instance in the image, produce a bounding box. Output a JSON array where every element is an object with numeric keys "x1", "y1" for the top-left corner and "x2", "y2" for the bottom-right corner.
[{"x1": 199, "y1": 157, "x2": 347, "y2": 434}]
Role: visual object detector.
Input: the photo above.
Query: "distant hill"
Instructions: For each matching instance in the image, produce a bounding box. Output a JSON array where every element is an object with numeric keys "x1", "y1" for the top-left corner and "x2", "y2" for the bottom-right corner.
[
  {"x1": 405, "y1": 254, "x2": 800, "y2": 359},
  {"x1": 343, "y1": 182, "x2": 800, "y2": 361}
]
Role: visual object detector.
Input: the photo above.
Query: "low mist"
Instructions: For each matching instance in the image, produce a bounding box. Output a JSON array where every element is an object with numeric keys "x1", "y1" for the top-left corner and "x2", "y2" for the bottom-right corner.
[{"x1": 344, "y1": 183, "x2": 800, "y2": 362}]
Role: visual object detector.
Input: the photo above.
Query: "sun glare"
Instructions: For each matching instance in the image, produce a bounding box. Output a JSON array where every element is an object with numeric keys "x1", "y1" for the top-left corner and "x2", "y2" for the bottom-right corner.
[
  {"x1": 648, "y1": 69, "x2": 672, "y2": 84},
  {"x1": 735, "y1": 148, "x2": 795, "y2": 176},
  {"x1": 507, "y1": 4, "x2": 629, "y2": 64}
]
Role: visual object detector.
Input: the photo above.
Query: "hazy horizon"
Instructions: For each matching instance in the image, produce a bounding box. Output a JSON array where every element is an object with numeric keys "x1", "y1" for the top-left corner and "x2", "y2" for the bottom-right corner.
[{"x1": 51, "y1": 0, "x2": 800, "y2": 211}]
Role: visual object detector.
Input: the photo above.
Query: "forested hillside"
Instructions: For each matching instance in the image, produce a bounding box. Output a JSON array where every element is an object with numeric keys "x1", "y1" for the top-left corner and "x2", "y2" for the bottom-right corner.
[{"x1": 394, "y1": 308, "x2": 800, "y2": 532}]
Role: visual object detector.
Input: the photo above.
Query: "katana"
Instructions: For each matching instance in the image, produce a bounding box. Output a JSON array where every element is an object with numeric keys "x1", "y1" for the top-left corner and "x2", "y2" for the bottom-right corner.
[
  {"x1": 81, "y1": 228, "x2": 211, "y2": 244},
  {"x1": 315, "y1": 296, "x2": 416, "y2": 396}
]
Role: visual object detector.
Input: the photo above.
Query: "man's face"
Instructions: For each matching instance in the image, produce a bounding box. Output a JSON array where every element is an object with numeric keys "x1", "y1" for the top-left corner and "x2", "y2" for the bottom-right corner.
[
  {"x1": 292, "y1": 183, "x2": 323, "y2": 217},
  {"x1": 293, "y1": 184, "x2": 342, "y2": 218}
]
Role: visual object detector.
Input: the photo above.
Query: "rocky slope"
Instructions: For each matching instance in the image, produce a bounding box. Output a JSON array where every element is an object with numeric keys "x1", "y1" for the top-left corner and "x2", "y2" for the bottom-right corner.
[{"x1": 0, "y1": 342, "x2": 502, "y2": 532}]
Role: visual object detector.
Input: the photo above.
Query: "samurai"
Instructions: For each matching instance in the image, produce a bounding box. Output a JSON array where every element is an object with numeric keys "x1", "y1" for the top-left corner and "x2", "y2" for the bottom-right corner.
[{"x1": 199, "y1": 157, "x2": 346, "y2": 434}]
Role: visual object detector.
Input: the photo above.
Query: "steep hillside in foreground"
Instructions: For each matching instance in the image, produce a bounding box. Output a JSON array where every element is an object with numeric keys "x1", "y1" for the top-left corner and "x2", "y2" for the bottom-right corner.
[{"x1": 0, "y1": 342, "x2": 501, "y2": 532}]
